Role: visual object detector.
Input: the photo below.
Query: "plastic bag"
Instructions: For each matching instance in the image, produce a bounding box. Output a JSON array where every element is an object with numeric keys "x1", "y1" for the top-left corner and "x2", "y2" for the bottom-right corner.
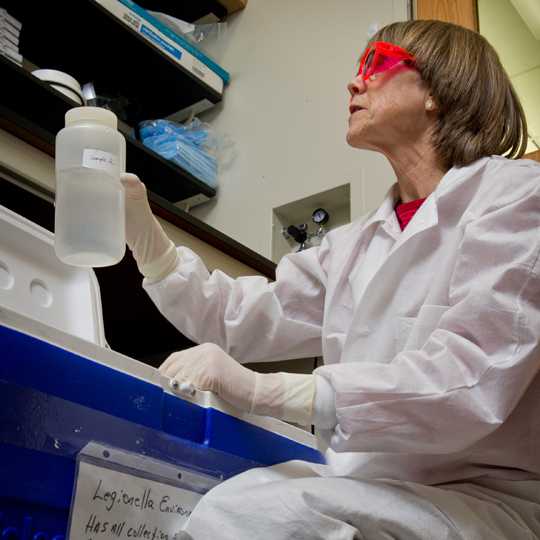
[
  {"x1": 149, "y1": 11, "x2": 228, "y2": 63},
  {"x1": 139, "y1": 118, "x2": 222, "y2": 189}
]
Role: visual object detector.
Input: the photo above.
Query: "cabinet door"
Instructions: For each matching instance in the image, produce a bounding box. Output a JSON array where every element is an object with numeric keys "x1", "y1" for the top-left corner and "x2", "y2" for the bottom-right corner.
[{"x1": 415, "y1": 0, "x2": 478, "y2": 31}]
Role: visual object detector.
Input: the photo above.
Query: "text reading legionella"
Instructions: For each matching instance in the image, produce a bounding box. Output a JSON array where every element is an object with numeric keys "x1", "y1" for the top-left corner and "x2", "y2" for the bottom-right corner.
[{"x1": 68, "y1": 461, "x2": 203, "y2": 540}]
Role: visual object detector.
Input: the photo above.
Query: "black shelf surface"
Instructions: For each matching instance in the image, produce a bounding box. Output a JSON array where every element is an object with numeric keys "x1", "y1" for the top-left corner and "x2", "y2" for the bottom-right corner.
[
  {"x1": 0, "y1": 55, "x2": 216, "y2": 203},
  {"x1": 2, "y1": 0, "x2": 223, "y2": 126}
]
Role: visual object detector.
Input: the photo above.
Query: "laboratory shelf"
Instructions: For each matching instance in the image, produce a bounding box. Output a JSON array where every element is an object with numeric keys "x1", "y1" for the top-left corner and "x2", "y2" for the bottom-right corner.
[
  {"x1": 0, "y1": 58, "x2": 275, "y2": 279},
  {"x1": 1, "y1": 0, "x2": 224, "y2": 126},
  {"x1": 0, "y1": 54, "x2": 216, "y2": 205}
]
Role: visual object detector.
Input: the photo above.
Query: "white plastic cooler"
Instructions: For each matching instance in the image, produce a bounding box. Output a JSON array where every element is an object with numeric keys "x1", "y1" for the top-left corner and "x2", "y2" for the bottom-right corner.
[{"x1": 0, "y1": 204, "x2": 324, "y2": 540}]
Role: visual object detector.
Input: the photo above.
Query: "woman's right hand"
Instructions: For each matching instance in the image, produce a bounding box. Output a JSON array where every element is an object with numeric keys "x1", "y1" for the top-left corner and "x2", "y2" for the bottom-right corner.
[
  {"x1": 120, "y1": 173, "x2": 153, "y2": 251},
  {"x1": 120, "y1": 173, "x2": 179, "y2": 281}
]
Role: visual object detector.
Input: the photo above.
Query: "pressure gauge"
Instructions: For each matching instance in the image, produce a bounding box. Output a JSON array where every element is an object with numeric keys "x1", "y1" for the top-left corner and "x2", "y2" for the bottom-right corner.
[{"x1": 312, "y1": 208, "x2": 329, "y2": 226}]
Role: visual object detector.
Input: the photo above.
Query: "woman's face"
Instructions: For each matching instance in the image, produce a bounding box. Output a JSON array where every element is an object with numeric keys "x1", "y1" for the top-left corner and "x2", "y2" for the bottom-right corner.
[{"x1": 346, "y1": 59, "x2": 434, "y2": 153}]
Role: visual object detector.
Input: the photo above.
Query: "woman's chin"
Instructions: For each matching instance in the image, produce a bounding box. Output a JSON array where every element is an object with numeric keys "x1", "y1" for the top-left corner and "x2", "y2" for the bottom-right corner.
[{"x1": 346, "y1": 132, "x2": 367, "y2": 149}]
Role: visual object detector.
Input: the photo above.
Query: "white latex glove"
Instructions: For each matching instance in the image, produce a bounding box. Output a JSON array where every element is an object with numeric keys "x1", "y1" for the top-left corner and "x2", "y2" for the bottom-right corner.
[
  {"x1": 159, "y1": 343, "x2": 315, "y2": 426},
  {"x1": 120, "y1": 173, "x2": 179, "y2": 281}
]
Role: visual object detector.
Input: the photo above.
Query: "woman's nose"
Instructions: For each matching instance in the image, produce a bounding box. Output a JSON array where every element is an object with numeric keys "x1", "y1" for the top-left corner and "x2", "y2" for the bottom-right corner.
[{"x1": 347, "y1": 75, "x2": 366, "y2": 97}]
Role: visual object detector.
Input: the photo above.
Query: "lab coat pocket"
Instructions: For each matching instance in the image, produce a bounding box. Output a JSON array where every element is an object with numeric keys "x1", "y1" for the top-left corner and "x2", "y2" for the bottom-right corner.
[{"x1": 395, "y1": 304, "x2": 450, "y2": 354}]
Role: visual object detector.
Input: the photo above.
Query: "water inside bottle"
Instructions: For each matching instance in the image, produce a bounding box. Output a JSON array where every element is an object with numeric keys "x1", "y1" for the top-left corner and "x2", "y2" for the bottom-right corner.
[{"x1": 55, "y1": 167, "x2": 125, "y2": 267}]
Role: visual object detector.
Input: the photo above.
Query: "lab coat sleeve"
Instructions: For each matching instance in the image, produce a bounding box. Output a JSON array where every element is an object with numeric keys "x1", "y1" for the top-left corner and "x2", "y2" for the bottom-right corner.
[
  {"x1": 143, "y1": 237, "x2": 331, "y2": 363},
  {"x1": 315, "y1": 182, "x2": 540, "y2": 454}
]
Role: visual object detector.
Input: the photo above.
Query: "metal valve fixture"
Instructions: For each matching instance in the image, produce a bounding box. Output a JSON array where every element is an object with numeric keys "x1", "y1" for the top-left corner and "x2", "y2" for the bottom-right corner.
[{"x1": 282, "y1": 208, "x2": 330, "y2": 251}]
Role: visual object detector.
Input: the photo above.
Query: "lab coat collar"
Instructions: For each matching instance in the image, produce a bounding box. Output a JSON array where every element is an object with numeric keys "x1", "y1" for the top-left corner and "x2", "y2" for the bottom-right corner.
[
  {"x1": 389, "y1": 193, "x2": 438, "y2": 251},
  {"x1": 360, "y1": 181, "x2": 433, "y2": 243},
  {"x1": 433, "y1": 156, "x2": 490, "y2": 201},
  {"x1": 362, "y1": 183, "x2": 400, "y2": 229},
  {"x1": 385, "y1": 158, "x2": 491, "y2": 253},
  {"x1": 362, "y1": 156, "x2": 490, "y2": 234}
]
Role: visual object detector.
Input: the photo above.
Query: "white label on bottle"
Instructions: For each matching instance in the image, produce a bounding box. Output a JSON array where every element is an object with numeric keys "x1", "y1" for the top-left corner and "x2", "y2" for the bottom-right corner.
[{"x1": 82, "y1": 149, "x2": 118, "y2": 176}]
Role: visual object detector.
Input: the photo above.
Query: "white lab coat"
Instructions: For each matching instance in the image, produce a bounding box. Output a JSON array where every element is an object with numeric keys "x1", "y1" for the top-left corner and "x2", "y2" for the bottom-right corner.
[{"x1": 145, "y1": 156, "x2": 540, "y2": 538}]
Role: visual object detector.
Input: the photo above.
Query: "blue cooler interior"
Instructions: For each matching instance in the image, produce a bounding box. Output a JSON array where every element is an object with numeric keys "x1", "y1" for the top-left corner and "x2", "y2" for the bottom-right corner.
[{"x1": 0, "y1": 205, "x2": 324, "y2": 540}]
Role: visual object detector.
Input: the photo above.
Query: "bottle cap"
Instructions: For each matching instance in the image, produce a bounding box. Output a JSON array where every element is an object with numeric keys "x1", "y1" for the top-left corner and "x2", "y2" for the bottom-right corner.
[{"x1": 65, "y1": 106, "x2": 117, "y2": 129}]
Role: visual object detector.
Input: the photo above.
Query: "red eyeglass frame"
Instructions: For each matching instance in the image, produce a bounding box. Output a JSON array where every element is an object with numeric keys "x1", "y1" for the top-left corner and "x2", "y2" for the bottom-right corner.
[{"x1": 357, "y1": 41, "x2": 416, "y2": 81}]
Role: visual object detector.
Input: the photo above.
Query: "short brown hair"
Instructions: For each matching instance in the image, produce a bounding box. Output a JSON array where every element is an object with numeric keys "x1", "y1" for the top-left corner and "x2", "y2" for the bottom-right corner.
[{"x1": 371, "y1": 20, "x2": 528, "y2": 169}]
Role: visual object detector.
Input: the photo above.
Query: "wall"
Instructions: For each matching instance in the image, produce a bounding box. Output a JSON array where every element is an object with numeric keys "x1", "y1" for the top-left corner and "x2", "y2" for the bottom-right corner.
[{"x1": 189, "y1": 0, "x2": 410, "y2": 260}]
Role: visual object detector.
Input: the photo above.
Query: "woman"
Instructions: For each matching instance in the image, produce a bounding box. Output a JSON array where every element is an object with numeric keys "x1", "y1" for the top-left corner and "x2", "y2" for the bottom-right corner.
[{"x1": 122, "y1": 20, "x2": 540, "y2": 539}]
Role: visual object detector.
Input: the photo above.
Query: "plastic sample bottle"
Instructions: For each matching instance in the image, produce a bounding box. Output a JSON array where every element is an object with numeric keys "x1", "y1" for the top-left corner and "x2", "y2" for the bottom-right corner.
[{"x1": 54, "y1": 107, "x2": 126, "y2": 267}]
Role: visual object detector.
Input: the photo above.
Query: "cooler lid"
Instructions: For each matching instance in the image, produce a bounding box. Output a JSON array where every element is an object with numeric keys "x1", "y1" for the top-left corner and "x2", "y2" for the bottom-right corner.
[{"x1": 0, "y1": 203, "x2": 106, "y2": 346}]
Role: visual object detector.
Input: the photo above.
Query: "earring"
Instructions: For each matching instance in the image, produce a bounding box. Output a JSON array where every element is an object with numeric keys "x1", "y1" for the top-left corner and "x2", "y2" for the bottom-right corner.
[
  {"x1": 425, "y1": 98, "x2": 435, "y2": 111},
  {"x1": 369, "y1": 74, "x2": 377, "y2": 81}
]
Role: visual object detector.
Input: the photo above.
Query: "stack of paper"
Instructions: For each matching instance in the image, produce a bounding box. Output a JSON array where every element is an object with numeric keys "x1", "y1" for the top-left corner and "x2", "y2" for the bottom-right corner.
[{"x1": 0, "y1": 8, "x2": 22, "y2": 65}]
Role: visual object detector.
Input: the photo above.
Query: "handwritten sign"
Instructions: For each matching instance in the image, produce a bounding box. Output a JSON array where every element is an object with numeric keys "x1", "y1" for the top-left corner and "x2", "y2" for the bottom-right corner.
[{"x1": 68, "y1": 461, "x2": 203, "y2": 540}]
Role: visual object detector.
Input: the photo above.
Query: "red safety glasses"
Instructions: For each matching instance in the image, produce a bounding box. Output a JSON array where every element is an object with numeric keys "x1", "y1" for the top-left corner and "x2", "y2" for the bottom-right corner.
[{"x1": 357, "y1": 41, "x2": 416, "y2": 81}]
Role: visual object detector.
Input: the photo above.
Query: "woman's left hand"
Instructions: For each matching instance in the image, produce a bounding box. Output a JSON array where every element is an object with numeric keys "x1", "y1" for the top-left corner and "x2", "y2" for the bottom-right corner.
[
  {"x1": 159, "y1": 343, "x2": 257, "y2": 412},
  {"x1": 160, "y1": 342, "x2": 316, "y2": 426}
]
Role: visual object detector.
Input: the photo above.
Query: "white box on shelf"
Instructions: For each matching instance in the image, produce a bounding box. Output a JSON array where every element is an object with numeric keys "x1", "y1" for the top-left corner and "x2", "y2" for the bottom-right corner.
[
  {"x1": 0, "y1": 48, "x2": 23, "y2": 65},
  {"x1": 0, "y1": 21, "x2": 20, "y2": 40},
  {"x1": 0, "y1": 9, "x2": 22, "y2": 31},
  {"x1": 0, "y1": 34, "x2": 19, "y2": 49}
]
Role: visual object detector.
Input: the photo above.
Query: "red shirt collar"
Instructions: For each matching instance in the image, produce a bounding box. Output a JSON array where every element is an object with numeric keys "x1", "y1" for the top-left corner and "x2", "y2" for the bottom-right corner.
[{"x1": 395, "y1": 198, "x2": 426, "y2": 230}]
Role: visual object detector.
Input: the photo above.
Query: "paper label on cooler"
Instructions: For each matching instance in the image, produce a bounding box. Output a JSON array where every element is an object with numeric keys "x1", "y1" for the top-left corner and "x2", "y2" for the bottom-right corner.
[
  {"x1": 68, "y1": 460, "x2": 202, "y2": 540},
  {"x1": 82, "y1": 149, "x2": 118, "y2": 176}
]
